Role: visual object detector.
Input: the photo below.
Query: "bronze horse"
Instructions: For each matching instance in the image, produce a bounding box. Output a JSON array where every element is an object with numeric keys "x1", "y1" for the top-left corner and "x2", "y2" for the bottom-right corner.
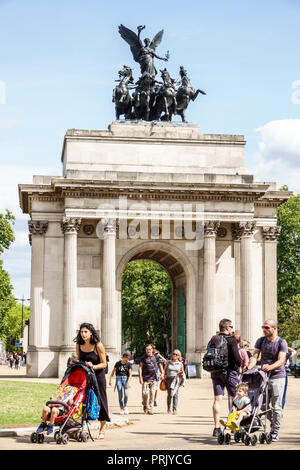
[
  {"x1": 112, "y1": 65, "x2": 134, "y2": 120},
  {"x1": 175, "y1": 66, "x2": 206, "y2": 122},
  {"x1": 151, "y1": 68, "x2": 177, "y2": 121}
]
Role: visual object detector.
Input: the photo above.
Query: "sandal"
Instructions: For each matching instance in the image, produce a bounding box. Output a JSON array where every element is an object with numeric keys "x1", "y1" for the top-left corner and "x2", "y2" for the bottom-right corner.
[{"x1": 98, "y1": 432, "x2": 105, "y2": 440}]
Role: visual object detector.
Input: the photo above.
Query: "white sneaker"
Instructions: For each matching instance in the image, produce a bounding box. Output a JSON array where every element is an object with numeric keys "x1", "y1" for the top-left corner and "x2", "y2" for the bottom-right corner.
[
  {"x1": 120, "y1": 409, "x2": 125, "y2": 415},
  {"x1": 124, "y1": 407, "x2": 129, "y2": 414}
]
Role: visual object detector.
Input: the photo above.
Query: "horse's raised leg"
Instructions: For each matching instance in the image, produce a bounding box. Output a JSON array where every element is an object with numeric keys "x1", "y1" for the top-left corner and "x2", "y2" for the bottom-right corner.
[{"x1": 164, "y1": 97, "x2": 169, "y2": 120}]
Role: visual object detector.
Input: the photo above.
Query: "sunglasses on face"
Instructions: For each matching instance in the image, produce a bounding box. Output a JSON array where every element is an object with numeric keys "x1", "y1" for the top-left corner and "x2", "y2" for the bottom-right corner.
[{"x1": 262, "y1": 326, "x2": 271, "y2": 330}]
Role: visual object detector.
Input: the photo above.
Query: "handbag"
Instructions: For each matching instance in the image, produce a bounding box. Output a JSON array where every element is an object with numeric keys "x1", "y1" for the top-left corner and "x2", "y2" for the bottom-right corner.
[{"x1": 160, "y1": 378, "x2": 167, "y2": 391}]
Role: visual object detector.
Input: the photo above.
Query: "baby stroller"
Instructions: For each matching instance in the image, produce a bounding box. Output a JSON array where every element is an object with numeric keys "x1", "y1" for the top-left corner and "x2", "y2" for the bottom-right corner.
[
  {"x1": 218, "y1": 368, "x2": 273, "y2": 446},
  {"x1": 31, "y1": 361, "x2": 101, "y2": 445}
]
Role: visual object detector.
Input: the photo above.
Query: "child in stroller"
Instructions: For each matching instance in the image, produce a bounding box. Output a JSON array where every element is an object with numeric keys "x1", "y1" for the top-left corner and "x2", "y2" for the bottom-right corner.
[
  {"x1": 31, "y1": 362, "x2": 101, "y2": 445},
  {"x1": 220, "y1": 383, "x2": 252, "y2": 430},
  {"x1": 217, "y1": 368, "x2": 273, "y2": 446}
]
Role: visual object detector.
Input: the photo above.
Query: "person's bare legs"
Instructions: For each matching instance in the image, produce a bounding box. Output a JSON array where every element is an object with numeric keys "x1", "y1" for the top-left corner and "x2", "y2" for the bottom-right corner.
[
  {"x1": 98, "y1": 420, "x2": 106, "y2": 439},
  {"x1": 41, "y1": 405, "x2": 51, "y2": 423},
  {"x1": 213, "y1": 395, "x2": 223, "y2": 428}
]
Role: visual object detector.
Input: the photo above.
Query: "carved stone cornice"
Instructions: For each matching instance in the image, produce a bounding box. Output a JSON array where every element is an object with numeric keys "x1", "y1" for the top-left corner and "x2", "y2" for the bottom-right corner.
[
  {"x1": 61, "y1": 217, "x2": 81, "y2": 234},
  {"x1": 204, "y1": 221, "x2": 220, "y2": 237},
  {"x1": 231, "y1": 221, "x2": 256, "y2": 240},
  {"x1": 28, "y1": 220, "x2": 49, "y2": 235},
  {"x1": 262, "y1": 225, "x2": 281, "y2": 241}
]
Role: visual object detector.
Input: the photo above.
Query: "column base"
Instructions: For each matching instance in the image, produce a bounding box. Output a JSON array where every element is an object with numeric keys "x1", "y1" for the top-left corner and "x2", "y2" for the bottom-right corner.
[{"x1": 26, "y1": 347, "x2": 58, "y2": 378}]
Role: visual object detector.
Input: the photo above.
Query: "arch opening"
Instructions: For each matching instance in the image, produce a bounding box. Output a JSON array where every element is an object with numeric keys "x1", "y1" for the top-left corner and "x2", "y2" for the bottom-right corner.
[{"x1": 120, "y1": 248, "x2": 187, "y2": 359}]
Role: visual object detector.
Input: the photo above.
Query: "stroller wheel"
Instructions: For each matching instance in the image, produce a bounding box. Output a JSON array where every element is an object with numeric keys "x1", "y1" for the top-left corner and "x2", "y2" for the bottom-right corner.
[
  {"x1": 37, "y1": 433, "x2": 44, "y2": 444},
  {"x1": 54, "y1": 431, "x2": 60, "y2": 441},
  {"x1": 77, "y1": 431, "x2": 83, "y2": 442},
  {"x1": 266, "y1": 433, "x2": 273, "y2": 444},
  {"x1": 234, "y1": 431, "x2": 241, "y2": 443},
  {"x1": 259, "y1": 432, "x2": 266, "y2": 444},
  {"x1": 30, "y1": 432, "x2": 38, "y2": 443},
  {"x1": 217, "y1": 432, "x2": 225, "y2": 445},
  {"x1": 244, "y1": 435, "x2": 251, "y2": 446},
  {"x1": 82, "y1": 431, "x2": 89, "y2": 442},
  {"x1": 225, "y1": 433, "x2": 231, "y2": 445},
  {"x1": 250, "y1": 435, "x2": 257, "y2": 446},
  {"x1": 62, "y1": 433, "x2": 69, "y2": 445}
]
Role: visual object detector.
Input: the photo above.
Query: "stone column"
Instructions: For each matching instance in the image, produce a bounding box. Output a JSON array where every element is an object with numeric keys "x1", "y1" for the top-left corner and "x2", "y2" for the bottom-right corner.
[
  {"x1": 101, "y1": 219, "x2": 117, "y2": 354},
  {"x1": 231, "y1": 224, "x2": 241, "y2": 332},
  {"x1": 59, "y1": 217, "x2": 81, "y2": 375},
  {"x1": 202, "y1": 221, "x2": 220, "y2": 347},
  {"x1": 27, "y1": 220, "x2": 48, "y2": 376},
  {"x1": 233, "y1": 222, "x2": 256, "y2": 346},
  {"x1": 262, "y1": 226, "x2": 281, "y2": 321}
]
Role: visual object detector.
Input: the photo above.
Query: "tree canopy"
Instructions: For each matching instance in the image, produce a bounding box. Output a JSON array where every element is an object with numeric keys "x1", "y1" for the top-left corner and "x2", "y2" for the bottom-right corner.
[
  {"x1": 122, "y1": 260, "x2": 172, "y2": 354},
  {"x1": 277, "y1": 188, "x2": 300, "y2": 346},
  {"x1": 0, "y1": 210, "x2": 18, "y2": 346}
]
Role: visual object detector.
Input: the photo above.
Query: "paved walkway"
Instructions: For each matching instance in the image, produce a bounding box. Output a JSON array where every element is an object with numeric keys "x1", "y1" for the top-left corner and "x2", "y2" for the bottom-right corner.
[{"x1": 0, "y1": 366, "x2": 299, "y2": 451}]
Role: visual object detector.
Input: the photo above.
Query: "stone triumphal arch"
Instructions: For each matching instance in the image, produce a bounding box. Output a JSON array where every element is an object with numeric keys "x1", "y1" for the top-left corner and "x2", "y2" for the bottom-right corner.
[{"x1": 19, "y1": 121, "x2": 290, "y2": 377}]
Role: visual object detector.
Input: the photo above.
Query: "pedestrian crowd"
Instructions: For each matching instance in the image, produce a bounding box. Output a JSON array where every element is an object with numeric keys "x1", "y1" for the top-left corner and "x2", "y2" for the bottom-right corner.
[
  {"x1": 0, "y1": 351, "x2": 26, "y2": 368},
  {"x1": 30, "y1": 318, "x2": 296, "y2": 444}
]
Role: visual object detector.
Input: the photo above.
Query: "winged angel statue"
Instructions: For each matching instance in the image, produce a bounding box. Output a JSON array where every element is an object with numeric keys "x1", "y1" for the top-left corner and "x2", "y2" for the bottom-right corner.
[
  {"x1": 118, "y1": 24, "x2": 169, "y2": 79},
  {"x1": 113, "y1": 24, "x2": 206, "y2": 121}
]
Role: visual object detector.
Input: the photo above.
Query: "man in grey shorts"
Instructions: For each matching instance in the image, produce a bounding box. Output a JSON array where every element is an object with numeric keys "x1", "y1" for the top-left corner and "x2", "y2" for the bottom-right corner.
[{"x1": 248, "y1": 318, "x2": 288, "y2": 442}]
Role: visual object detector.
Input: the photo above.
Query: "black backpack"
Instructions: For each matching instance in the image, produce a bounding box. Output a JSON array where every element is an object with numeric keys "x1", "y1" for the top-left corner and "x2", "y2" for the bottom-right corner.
[{"x1": 202, "y1": 335, "x2": 229, "y2": 373}]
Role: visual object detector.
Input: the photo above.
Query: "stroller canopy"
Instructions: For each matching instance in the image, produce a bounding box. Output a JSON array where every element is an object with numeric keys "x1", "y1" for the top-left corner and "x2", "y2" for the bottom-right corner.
[{"x1": 60, "y1": 362, "x2": 101, "y2": 405}]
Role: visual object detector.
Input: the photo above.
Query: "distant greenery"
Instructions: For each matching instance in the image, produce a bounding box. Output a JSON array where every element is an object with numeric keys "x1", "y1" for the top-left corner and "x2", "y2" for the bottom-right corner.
[
  {"x1": 122, "y1": 260, "x2": 172, "y2": 354},
  {"x1": 277, "y1": 187, "x2": 300, "y2": 345},
  {"x1": 0, "y1": 380, "x2": 58, "y2": 428},
  {"x1": 0, "y1": 210, "x2": 17, "y2": 346}
]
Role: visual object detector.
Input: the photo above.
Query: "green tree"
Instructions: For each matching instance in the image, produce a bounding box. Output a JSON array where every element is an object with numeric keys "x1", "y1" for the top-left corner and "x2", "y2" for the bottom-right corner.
[
  {"x1": 277, "y1": 187, "x2": 300, "y2": 345},
  {"x1": 122, "y1": 260, "x2": 172, "y2": 354},
  {"x1": 277, "y1": 190, "x2": 300, "y2": 304},
  {"x1": 0, "y1": 210, "x2": 17, "y2": 343},
  {"x1": 3, "y1": 302, "x2": 30, "y2": 352},
  {"x1": 278, "y1": 295, "x2": 300, "y2": 346},
  {"x1": 0, "y1": 210, "x2": 15, "y2": 253}
]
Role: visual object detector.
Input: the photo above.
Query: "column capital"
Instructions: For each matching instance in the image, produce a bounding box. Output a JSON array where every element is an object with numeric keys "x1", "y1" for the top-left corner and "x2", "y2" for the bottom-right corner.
[
  {"x1": 61, "y1": 217, "x2": 81, "y2": 234},
  {"x1": 28, "y1": 220, "x2": 49, "y2": 235},
  {"x1": 103, "y1": 218, "x2": 117, "y2": 235},
  {"x1": 28, "y1": 220, "x2": 48, "y2": 245},
  {"x1": 262, "y1": 225, "x2": 281, "y2": 241},
  {"x1": 204, "y1": 220, "x2": 220, "y2": 237},
  {"x1": 231, "y1": 221, "x2": 256, "y2": 240}
]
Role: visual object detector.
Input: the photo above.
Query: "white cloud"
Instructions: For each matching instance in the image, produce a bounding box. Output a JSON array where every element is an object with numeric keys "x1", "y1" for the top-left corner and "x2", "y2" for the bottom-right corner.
[{"x1": 249, "y1": 119, "x2": 300, "y2": 194}]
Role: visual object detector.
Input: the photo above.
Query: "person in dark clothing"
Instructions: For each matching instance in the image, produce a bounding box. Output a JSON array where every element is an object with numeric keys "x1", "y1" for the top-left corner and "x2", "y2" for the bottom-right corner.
[
  {"x1": 74, "y1": 322, "x2": 110, "y2": 440},
  {"x1": 209, "y1": 318, "x2": 241, "y2": 437}
]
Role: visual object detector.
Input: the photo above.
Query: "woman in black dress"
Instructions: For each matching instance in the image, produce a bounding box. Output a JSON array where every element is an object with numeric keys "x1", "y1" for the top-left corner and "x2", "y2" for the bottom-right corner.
[{"x1": 74, "y1": 323, "x2": 110, "y2": 439}]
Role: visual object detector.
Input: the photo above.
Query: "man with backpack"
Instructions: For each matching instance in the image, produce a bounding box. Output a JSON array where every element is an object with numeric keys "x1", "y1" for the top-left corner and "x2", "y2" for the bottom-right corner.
[
  {"x1": 203, "y1": 318, "x2": 241, "y2": 437},
  {"x1": 248, "y1": 318, "x2": 288, "y2": 442}
]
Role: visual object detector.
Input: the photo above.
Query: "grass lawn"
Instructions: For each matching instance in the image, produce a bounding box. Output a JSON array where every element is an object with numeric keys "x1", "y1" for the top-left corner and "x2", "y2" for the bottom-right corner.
[{"x1": 0, "y1": 381, "x2": 58, "y2": 428}]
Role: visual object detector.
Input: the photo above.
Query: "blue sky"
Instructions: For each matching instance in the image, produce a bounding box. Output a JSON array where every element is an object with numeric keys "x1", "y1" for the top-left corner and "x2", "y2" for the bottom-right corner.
[{"x1": 0, "y1": 0, "x2": 300, "y2": 299}]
